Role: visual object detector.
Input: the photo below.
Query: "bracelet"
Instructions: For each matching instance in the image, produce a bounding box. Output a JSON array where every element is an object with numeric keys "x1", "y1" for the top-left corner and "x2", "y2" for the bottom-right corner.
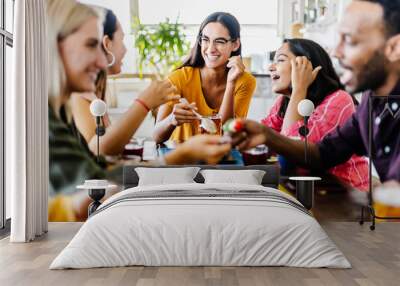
[{"x1": 135, "y1": 98, "x2": 150, "y2": 112}]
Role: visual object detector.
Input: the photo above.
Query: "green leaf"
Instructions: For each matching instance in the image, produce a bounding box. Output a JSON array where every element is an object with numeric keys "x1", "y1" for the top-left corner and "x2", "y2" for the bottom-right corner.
[{"x1": 133, "y1": 15, "x2": 190, "y2": 78}]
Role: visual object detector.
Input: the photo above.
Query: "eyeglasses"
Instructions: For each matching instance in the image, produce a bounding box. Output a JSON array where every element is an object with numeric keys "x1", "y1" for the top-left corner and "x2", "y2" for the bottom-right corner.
[{"x1": 198, "y1": 36, "x2": 235, "y2": 49}]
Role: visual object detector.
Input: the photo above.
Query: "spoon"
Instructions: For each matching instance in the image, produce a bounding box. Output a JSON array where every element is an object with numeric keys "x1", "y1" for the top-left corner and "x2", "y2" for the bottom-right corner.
[{"x1": 179, "y1": 98, "x2": 217, "y2": 134}]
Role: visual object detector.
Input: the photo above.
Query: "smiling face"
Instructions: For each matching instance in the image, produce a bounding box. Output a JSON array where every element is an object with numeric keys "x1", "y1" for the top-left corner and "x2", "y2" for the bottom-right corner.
[
  {"x1": 333, "y1": 1, "x2": 389, "y2": 93},
  {"x1": 106, "y1": 20, "x2": 127, "y2": 75},
  {"x1": 268, "y1": 43, "x2": 294, "y2": 95},
  {"x1": 200, "y1": 22, "x2": 240, "y2": 69},
  {"x1": 59, "y1": 17, "x2": 107, "y2": 93}
]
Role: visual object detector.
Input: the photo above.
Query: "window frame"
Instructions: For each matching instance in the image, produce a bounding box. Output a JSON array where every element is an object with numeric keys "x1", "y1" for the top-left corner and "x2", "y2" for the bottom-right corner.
[{"x1": 0, "y1": 0, "x2": 14, "y2": 232}]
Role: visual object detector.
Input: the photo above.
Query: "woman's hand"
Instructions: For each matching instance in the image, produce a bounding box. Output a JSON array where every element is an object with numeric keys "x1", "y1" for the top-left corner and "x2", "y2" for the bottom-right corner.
[
  {"x1": 138, "y1": 79, "x2": 180, "y2": 110},
  {"x1": 169, "y1": 101, "x2": 199, "y2": 126},
  {"x1": 227, "y1": 56, "x2": 245, "y2": 84},
  {"x1": 280, "y1": 57, "x2": 321, "y2": 132},
  {"x1": 173, "y1": 135, "x2": 231, "y2": 164},
  {"x1": 291, "y1": 56, "x2": 322, "y2": 93}
]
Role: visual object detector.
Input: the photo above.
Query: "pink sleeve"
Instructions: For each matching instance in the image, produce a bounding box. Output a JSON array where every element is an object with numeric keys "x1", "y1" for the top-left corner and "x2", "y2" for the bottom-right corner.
[
  {"x1": 260, "y1": 96, "x2": 284, "y2": 133},
  {"x1": 282, "y1": 90, "x2": 356, "y2": 143}
]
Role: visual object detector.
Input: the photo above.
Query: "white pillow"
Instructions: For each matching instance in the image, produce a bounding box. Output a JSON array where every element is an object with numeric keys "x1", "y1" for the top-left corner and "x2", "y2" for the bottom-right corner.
[
  {"x1": 200, "y1": 169, "x2": 266, "y2": 185},
  {"x1": 135, "y1": 167, "x2": 200, "y2": 186}
]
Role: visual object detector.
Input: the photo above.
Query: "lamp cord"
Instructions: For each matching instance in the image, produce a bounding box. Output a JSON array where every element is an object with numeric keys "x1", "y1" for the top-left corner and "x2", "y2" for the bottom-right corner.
[
  {"x1": 305, "y1": 136, "x2": 308, "y2": 165},
  {"x1": 304, "y1": 117, "x2": 309, "y2": 165},
  {"x1": 96, "y1": 116, "x2": 101, "y2": 164},
  {"x1": 97, "y1": 130, "x2": 100, "y2": 164}
]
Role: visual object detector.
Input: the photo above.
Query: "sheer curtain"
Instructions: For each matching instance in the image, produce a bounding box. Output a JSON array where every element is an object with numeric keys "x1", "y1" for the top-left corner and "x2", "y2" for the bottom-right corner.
[{"x1": 8, "y1": 0, "x2": 48, "y2": 242}]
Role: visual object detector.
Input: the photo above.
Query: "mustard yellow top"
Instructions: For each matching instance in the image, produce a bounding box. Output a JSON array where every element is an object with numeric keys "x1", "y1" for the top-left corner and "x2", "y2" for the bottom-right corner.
[{"x1": 167, "y1": 66, "x2": 256, "y2": 142}]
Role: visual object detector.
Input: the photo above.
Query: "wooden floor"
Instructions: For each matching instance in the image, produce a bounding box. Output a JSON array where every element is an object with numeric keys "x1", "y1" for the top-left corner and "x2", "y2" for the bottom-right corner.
[{"x1": 1, "y1": 221, "x2": 400, "y2": 286}]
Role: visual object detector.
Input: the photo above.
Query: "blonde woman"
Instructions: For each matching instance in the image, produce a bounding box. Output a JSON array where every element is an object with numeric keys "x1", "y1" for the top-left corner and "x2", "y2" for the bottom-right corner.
[
  {"x1": 47, "y1": 0, "x2": 231, "y2": 220},
  {"x1": 69, "y1": 8, "x2": 163, "y2": 156}
]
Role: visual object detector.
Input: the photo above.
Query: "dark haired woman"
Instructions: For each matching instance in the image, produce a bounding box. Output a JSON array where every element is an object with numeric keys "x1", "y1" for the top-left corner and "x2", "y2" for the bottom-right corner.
[
  {"x1": 261, "y1": 38, "x2": 368, "y2": 190},
  {"x1": 153, "y1": 12, "x2": 256, "y2": 143},
  {"x1": 69, "y1": 8, "x2": 178, "y2": 155}
]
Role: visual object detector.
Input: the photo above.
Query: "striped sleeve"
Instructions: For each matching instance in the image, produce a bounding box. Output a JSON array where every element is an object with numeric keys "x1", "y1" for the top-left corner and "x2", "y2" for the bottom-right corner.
[
  {"x1": 260, "y1": 95, "x2": 285, "y2": 133},
  {"x1": 283, "y1": 90, "x2": 356, "y2": 143}
]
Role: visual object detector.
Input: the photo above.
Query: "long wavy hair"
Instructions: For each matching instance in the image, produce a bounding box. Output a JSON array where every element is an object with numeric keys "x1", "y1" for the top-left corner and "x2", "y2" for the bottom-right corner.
[
  {"x1": 92, "y1": 8, "x2": 118, "y2": 101},
  {"x1": 278, "y1": 38, "x2": 355, "y2": 117},
  {"x1": 47, "y1": 0, "x2": 100, "y2": 116},
  {"x1": 179, "y1": 12, "x2": 241, "y2": 68}
]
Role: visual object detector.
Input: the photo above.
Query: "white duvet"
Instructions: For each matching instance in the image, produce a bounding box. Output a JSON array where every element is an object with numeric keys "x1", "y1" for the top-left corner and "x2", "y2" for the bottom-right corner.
[{"x1": 50, "y1": 183, "x2": 350, "y2": 269}]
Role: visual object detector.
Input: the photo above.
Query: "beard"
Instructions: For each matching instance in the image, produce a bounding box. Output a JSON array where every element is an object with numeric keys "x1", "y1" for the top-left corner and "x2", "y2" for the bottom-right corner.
[{"x1": 353, "y1": 50, "x2": 389, "y2": 94}]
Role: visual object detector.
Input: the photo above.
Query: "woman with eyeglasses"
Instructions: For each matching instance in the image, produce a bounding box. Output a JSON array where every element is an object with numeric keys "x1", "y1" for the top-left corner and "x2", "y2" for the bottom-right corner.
[{"x1": 153, "y1": 12, "x2": 256, "y2": 144}]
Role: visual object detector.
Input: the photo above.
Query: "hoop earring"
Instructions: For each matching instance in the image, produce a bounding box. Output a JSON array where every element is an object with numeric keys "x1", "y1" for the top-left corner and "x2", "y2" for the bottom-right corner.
[{"x1": 106, "y1": 49, "x2": 115, "y2": 67}]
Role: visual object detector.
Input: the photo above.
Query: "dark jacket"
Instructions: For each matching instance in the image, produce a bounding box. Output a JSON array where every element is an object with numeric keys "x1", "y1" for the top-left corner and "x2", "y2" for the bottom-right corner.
[{"x1": 49, "y1": 105, "x2": 107, "y2": 196}]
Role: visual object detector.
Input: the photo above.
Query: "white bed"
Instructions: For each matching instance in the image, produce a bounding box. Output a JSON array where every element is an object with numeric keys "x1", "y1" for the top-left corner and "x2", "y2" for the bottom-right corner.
[{"x1": 50, "y1": 182, "x2": 350, "y2": 269}]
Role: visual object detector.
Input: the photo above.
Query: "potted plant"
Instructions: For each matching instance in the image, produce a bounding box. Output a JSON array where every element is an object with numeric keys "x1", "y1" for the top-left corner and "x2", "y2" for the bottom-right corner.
[{"x1": 132, "y1": 17, "x2": 190, "y2": 79}]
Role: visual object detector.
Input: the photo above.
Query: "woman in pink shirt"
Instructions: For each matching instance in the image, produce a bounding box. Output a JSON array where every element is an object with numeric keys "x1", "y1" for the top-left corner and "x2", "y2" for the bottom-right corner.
[{"x1": 262, "y1": 38, "x2": 368, "y2": 191}]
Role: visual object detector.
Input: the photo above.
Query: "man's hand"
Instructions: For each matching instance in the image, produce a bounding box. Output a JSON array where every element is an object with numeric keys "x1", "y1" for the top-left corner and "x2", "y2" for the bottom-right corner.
[{"x1": 230, "y1": 120, "x2": 269, "y2": 151}]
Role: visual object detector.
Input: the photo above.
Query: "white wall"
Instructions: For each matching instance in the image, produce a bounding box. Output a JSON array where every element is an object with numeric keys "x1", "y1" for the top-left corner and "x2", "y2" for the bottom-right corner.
[
  {"x1": 79, "y1": 0, "x2": 131, "y2": 31},
  {"x1": 138, "y1": 0, "x2": 278, "y2": 25}
]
